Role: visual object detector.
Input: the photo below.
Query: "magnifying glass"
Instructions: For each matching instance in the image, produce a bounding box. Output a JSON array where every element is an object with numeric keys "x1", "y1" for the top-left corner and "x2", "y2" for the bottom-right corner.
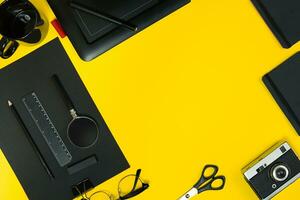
[{"x1": 52, "y1": 75, "x2": 99, "y2": 148}]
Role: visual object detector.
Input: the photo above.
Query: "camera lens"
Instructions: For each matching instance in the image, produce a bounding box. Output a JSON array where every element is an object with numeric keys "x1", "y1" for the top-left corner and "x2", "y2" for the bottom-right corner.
[{"x1": 271, "y1": 164, "x2": 289, "y2": 182}]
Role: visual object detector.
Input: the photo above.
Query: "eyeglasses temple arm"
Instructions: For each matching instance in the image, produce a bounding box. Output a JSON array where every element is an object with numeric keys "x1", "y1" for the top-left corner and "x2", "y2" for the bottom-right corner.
[
  {"x1": 130, "y1": 169, "x2": 142, "y2": 192},
  {"x1": 120, "y1": 183, "x2": 149, "y2": 200}
]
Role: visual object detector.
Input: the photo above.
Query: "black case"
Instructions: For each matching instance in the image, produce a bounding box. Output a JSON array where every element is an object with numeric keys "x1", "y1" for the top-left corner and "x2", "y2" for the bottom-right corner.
[
  {"x1": 251, "y1": 0, "x2": 300, "y2": 48},
  {"x1": 47, "y1": 0, "x2": 191, "y2": 61},
  {"x1": 0, "y1": 38, "x2": 129, "y2": 200},
  {"x1": 263, "y1": 52, "x2": 300, "y2": 136}
]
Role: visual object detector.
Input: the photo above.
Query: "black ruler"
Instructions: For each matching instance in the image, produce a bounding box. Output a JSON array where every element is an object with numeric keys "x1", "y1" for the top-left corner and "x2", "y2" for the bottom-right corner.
[{"x1": 22, "y1": 92, "x2": 72, "y2": 167}]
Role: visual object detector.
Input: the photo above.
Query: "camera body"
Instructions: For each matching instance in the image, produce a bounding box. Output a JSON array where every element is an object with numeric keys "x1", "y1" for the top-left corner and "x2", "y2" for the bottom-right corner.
[
  {"x1": 0, "y1": 0, "x2": 43, "y2": 38},
  {"x1": 243, "y1": 142, "x2": 300, "y2": 200},
  {"x1": 0, "y1": 0, "x2": 45, "y2": 58}
]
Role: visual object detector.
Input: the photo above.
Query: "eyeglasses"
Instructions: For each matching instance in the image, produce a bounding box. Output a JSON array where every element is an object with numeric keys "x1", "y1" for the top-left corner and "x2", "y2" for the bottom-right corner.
[{"x1": 76, "y1": 169, "x2": 149, "y2": 200}]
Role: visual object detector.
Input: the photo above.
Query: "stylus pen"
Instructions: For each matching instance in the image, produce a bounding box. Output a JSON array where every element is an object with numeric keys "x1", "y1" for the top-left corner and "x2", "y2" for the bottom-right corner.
[
  {"x1": 8, "y1": 100, "x2": 55, "y2": 180},
  {"x1": 70, "y1": 2, "x2": 138, "y2": 32}
]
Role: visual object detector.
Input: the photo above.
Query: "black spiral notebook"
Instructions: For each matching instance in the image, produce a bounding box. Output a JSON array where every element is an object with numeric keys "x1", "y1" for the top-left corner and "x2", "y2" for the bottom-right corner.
[
  {"x1": 263, "y1": 52, "x2": 300, "y2": 136},
  {"x1": 251, "y1": 0, "x2": 300, "y2": 48}
]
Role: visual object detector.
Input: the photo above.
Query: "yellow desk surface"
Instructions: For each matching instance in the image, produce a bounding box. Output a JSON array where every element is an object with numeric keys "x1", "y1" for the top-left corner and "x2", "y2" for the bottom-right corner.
[{"x1": 1, "y1": 1, "x2": 300, "y2": 200}]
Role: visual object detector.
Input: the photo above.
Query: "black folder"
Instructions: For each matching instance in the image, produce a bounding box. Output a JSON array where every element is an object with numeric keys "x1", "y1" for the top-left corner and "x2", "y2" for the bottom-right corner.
[
  {"x1": 263, "y1": 52, "x2": 300, "y2": 136},
  {"x1": 251, "y1": 0, "x2": 300, "y2": 48},
  {"x1": 0, "y1": 38, "x2": 129, "y2": 200}
]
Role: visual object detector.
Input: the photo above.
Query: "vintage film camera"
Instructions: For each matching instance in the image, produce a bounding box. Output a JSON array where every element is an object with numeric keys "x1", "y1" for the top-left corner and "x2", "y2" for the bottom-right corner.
[{"x1": 243, "y1": 142, "x2": 300, "y2": 200}]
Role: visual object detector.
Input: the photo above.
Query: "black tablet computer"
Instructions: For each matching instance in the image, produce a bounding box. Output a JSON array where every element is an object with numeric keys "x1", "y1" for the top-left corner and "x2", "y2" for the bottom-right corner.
[{"x1": 47, "y1": 0, "x2": 190, "y2": 61}]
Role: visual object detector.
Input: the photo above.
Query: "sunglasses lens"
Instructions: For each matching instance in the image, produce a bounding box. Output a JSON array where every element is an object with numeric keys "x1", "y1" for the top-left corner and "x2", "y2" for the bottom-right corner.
[
  {"x1": 118, "y1": 175, "x2": 143, "y2": 197},
  {"x1": 89, "y1": 191, "x2": 112, "y2": 200}
]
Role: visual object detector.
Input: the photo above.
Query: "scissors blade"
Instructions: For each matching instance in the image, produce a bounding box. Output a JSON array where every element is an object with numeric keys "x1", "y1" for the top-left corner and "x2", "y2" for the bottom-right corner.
[{"x1": 178, "y1": 188, "x2": 198, "y2": 200}]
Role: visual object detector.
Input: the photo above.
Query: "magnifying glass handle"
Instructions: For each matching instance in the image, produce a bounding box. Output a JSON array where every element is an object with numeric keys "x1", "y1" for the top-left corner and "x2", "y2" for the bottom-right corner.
[{"x1": 52, "y1": 74, "x2": 75, "y2": 110}]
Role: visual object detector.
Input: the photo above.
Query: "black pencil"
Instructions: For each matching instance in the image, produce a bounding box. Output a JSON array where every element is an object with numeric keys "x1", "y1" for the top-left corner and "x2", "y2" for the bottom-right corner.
[
  {"x1": 8, "y1": 100, "x2": 55, "y2": 179},
  {"x1": 70, "y1": 2, "x2": 138, "y2": 32}
]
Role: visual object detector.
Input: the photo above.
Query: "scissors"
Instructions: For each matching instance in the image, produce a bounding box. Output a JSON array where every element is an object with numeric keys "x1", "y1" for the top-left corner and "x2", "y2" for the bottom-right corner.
[{"x1": 178, "y1": 165, "x2": 226, "y2": 200}]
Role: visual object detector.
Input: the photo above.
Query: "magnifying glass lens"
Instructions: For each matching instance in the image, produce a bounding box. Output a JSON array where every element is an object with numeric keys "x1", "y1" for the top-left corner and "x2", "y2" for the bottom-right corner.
[{"x1": 68, "y1": 117, "x2": 98, "y2": 148}]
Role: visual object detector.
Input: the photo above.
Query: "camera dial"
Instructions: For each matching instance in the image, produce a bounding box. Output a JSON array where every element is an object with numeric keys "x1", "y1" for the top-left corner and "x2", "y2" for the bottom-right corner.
[{"x1": 271, "y1": 164, "x2": 289, "y2": 182}]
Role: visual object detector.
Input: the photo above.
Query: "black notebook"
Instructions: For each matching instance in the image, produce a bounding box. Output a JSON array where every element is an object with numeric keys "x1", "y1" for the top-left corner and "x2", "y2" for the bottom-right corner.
[
  {"x1": 72, "y1": 0, "x2": 159, "y2": 43},
  {"x1": 0, "y1": 38, "x2": 129, "y2": 200},
  {"x1": 263, "y1": 52, "x2": 300, "y2": 135},
  {"x1": 251, "y1": 0, "x2": 300, "y2": 48}
]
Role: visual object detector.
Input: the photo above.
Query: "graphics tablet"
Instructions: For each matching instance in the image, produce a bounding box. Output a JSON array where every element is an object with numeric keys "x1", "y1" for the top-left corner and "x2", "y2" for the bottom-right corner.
[{"x1": 47, "y1": 0, "x2": 190, "y2": 61}]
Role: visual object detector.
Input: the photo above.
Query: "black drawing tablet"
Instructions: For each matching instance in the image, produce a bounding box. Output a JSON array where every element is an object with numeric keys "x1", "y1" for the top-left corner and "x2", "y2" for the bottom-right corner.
[
  {"x1": 0, "y1": 38, "x2": 129, "y2": 200},
  {"x1": 263, "y1": 52, "x2": 300, "y2": 136},
  {"x1": 251, "y1": 0, "x2": 300, "y2": 48},
  {"x1": 72, "y1": 0, "x2": 159, "y2": 43},
  {"x1": 47, "y1": 0, "x2": 190, "y2": 61}
]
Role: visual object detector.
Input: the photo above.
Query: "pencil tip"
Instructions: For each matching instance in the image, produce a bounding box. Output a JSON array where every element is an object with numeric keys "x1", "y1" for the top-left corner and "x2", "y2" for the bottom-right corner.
[{"x1": 8, "y1": 100, "x2": 12, "y2": 106}]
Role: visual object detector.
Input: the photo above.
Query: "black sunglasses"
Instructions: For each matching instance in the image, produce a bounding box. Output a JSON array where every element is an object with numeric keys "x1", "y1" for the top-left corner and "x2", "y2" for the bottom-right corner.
[
  {"x1": 117, "y1": 169, "x2": 149, "y2": 200},
  {"x1": 76, "y1": 169, "x2": 149, "y2": 200}
]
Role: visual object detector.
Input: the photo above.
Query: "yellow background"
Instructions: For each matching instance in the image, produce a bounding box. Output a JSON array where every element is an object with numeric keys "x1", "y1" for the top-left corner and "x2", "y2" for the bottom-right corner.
[{"x1": 1, "y1": 0, "x2": 300, "y2": 199}]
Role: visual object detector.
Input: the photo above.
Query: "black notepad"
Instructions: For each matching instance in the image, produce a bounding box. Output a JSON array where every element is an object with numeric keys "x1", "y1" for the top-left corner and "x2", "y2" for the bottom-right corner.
[
  {"x1": 263, "y1": 52, "x2": 300, "y2": 136},
  {"x1": 0, "y1": 38, "x2": 129, "y2": 200},
  {"x1": 251, "y1": 0, "x2": 300, "y2": 48},
  {"x1": 72, "y1": 0, "x2": 159, "y2": 43}
]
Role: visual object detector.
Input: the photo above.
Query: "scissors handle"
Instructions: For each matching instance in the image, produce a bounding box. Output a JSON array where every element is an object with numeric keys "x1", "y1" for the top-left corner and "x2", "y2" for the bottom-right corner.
[
  {"x1": 178, "y1": 165, "x2": 226, "y2": 200},
  {"x1": 194, "y1": 165, "x2": 219, "y2": 188},
  {"x1": 197, "y1": 175, "x2": 226, "y2": 193}
]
